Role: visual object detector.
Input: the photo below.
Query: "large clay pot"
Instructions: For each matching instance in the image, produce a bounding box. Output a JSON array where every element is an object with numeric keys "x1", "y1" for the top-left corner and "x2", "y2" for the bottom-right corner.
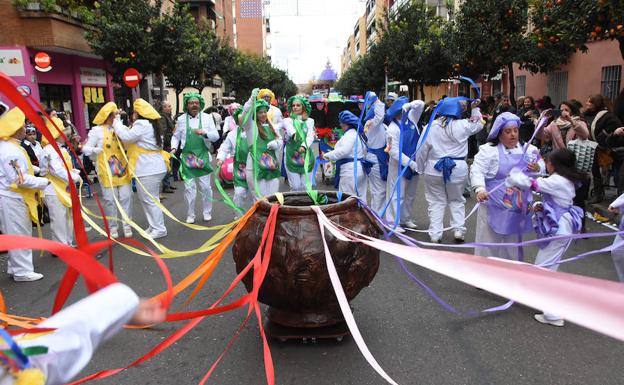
[{"x1": 232, "y1": 191, "x2": 382, "y2": 329}]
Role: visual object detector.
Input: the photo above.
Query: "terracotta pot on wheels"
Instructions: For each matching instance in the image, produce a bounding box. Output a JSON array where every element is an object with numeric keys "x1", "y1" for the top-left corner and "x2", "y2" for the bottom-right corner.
[{"x1": 232, "y1": 191, "x2": 382, "y2": 341}]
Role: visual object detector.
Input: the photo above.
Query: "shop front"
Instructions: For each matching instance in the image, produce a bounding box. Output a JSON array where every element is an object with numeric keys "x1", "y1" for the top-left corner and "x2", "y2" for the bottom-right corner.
[{"x1": 0, "y1": 46, "x2": 114, "y2": 136}]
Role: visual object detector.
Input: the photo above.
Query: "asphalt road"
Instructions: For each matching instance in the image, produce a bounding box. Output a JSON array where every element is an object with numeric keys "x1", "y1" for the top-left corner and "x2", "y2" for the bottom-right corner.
[{"x1": 1, "y1": 176, "x2": 623, "y2": 385}]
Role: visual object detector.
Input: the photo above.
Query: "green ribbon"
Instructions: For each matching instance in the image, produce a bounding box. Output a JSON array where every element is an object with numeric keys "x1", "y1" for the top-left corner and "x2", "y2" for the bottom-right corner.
[{"x1": 292, "y1": 116, "x2": 326, "y2": 205}]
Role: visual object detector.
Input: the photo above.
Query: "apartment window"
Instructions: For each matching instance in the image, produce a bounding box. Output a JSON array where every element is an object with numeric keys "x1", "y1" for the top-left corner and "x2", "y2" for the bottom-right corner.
[
  {"x1": 516, "y1": 75, "x2": 526, "y2": 98},
  {"x1": 601, "y1": 65, "x2": 622, "y2": 102},
  {"x1": 547, "y1": 71, "x2": 568, "y2": 106}
]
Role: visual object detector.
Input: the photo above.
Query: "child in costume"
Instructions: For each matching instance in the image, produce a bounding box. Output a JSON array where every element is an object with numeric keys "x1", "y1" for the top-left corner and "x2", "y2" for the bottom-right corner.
[
  {"x1": 114, "y1": 99, "x2": 170, "y2": 239},
  {"x1": 216, "y1": 107, "x2": 252, "y2": 214},
  {"x1": 242, "y1": 89, "x2": 282, "y2": 198},
  {"x1": 0, "y1": 108, "x2": 49, "y2": 281},
  {"x1": 282, "y1": 96, "x2": 316, "y2": 191},
  {"x1": 322, "y1": 110, "x2": 370, "y2": 200},
  {"x1": 81, "y1": 102, "x2": 133, "y2": 238},
  {"x1": 0, "y1": 283, "x2": 166, "y2": 385},
  {"x1": 384, "y1": 98, "x2": 423, "y2": 232},
  {"x1": 505, "y1": 148, "x2": 586, "y2": 327},
  {"x1": 40, "y1": 117, "x2": 82, "y2": 248}
]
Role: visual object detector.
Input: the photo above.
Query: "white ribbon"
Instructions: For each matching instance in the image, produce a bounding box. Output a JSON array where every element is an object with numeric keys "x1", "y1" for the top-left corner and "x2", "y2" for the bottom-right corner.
[{"x1": 312, "y1": 206, "x2": 399, "y2": 385}]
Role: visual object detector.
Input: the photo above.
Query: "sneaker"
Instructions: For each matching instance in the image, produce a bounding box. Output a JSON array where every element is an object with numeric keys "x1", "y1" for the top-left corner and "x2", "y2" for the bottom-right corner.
[
  {"x1": 534, "y1": 314, "x2": 564, "y2": 327},
  {"x1": 109, "y1": 228, "x2": 119, "y2": 238},
  {"x1": 392, "y1": 226, "x2": 405, "y2": 233},
  {"x1": 186, "y1": 216, "x2": 195, "y2": 224},
  {"x1": 148, "y1": 230, "x2": 167, "y2": 240},
  {"x1": 13, "y1": 272, "x2": 44, "y2": 282},
  {"x1": 401, "y1": 220, "x2": 418, "y2": 229},
  {"x1": 203, "y1": 214, "x2": 212, "y2": 222},
  {"x1": 453, "y1": 230, "x2": 465, "y2": 243},
  {"x1": 430, "y1": 236, "x2": 442, "y2": 244},
  {"x1": 123, "y1": 228, "x2": 133, "y2": 238}
]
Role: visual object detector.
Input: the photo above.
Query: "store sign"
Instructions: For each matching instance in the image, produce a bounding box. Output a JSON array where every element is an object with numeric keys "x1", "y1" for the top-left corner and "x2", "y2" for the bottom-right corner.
[
  {"x1": 0, "y1": 49, "x2": 25, "y2": 76},
  {"x1": 80, "y1": 67, "x2": 107, "y2": 86},
  {"x1": 34, "y1": 52, "x2": 52, "y2": 72}
]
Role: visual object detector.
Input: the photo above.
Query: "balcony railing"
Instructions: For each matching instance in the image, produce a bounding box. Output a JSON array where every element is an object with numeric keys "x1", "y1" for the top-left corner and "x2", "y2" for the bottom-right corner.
[{"x1": 14, "y1": 0, "x2": 95, "y2": 26}]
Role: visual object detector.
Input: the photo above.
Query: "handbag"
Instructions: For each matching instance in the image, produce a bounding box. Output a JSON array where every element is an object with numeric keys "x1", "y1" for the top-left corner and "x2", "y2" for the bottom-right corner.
[{"x1": 567, "y1": 139, "x2": 598, "y2": 173}]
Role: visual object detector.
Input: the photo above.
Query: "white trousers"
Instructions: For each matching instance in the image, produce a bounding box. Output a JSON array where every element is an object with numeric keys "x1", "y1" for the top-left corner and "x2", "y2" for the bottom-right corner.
[
  {"x1": 286, "y1": 168, "x2": 315, "y2": 191},
  {"x1": 385, "y1": 161, "x2": 419, "y2": 224},
  {"x1": 367, "y1": 160, "x2": 387, "y2": 213},
  {"x1": 474, "y1": 205, "x2": 524, "y2": 260},
  {"x1": 611, "y1": 235, "x2": 624, "y2": 282},
  {"x1": 101, "y1": 184, "x2": 133, "y2": 233},
  {"x1": 338, "y1": 161, "x2": 368, "y2": 203},
  {"x1": 233, "y1": 186, "x2": 252, "y2": 212},
  {"x1": 534, "y1": 213, "x2": 574, "y2": 321},
  {"x1": 137, "y1": 172, "x2": 167, "y2": 234},
  {"x1": 245, "y1": 166, "x2": 280, "y2": 198},
  {"x1": 184, "y1": 174, "x2": 213, "y2": 219},
  {"x1": 44, "y1": 195, "x2": 73, "y2": 246},
  {"x1": 0, "y1": 196, "x2": 35, "y2": 276},
  {"x1": 424, "y1": 174, "x2": 466, "y2": 239}
]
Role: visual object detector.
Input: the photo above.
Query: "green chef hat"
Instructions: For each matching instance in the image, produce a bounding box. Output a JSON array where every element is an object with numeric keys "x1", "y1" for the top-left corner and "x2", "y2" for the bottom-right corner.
[
  {"x1": 183, "y1": 92, "x2": 205, "y2": 112},
  {"x1": 287, "y1": 95, "x2": 311, "y2": 115}
]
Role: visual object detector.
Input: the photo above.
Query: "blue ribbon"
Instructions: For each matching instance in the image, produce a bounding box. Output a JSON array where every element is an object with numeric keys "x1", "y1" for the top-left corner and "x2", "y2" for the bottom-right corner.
[
  {"x1": 434, "y1": 156, "x2": 463, "y2": 183},
  {"x1": 459, "y1": 75, "x2": 481, "y2": 99},
  {"x1": 352, "y1": 91, "x2": 375, "y2": 197},
  {"x1": 0, "y1": 328, "x2": 30, "y2": 369}
]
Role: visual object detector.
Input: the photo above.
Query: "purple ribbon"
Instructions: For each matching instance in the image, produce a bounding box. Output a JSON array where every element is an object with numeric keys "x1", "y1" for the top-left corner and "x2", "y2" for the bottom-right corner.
[{"x1": 356, "y1": 198, "x2": 624, "y2": 316}]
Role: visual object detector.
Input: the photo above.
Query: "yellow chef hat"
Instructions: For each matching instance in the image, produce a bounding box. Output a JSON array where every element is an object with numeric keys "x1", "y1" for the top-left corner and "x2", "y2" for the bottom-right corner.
[
  {"x1": 133, "y1": 98, "x2": 160, "y2": 120},
  {"x1": 92, "y1": 102, "x2": 118, "y2": 125},
  {"x1": 0, "y1": 107, "x2": 26, "y2": 139},
  {"x1": 42, "y1": 117, "x2": 65, "y2": 146},
  {"x1": 257, "y1": 89, "x2": 276, "y2": 105}
]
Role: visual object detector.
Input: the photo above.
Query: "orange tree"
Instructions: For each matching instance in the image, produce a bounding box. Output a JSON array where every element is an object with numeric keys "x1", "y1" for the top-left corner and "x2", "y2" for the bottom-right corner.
[{"x1": 530, "y1": 0, "x2": 624, "y2": 62}]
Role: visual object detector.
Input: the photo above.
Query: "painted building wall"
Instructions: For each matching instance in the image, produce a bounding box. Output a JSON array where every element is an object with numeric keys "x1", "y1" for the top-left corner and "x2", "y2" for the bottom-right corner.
[
  {"x1": 514, "y1": 40, "x2": 624, "y2": 105},
  {"x1": 235, "y1": 0, "x2": 266, "y2": 56},
  {"x1": 0, "y1": 46, "x2": 113, "y2": 136}
]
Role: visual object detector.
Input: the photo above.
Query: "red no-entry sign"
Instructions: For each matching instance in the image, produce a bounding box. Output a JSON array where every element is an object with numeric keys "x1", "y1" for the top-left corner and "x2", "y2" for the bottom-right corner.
[{"x1": 123, "y1": 68, "x2": 141, "y2": 88}]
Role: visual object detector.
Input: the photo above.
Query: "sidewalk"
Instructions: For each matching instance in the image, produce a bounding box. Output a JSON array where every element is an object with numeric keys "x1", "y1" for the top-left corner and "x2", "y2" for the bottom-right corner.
[{"x1": 588, "y1": 186, "x2": 622, "y2": 228}]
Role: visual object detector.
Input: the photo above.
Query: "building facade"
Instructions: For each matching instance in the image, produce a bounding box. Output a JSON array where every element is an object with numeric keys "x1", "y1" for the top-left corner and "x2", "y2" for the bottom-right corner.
[
  {"x1": 514, "y1": 40, "x2": 623, "y2": 106},
  {"x1": 0, "y1": 0, "x2": 115, "y2": 136},
  {"x1": 170, "y1": 0, "x2": 267, "y2": 111}
]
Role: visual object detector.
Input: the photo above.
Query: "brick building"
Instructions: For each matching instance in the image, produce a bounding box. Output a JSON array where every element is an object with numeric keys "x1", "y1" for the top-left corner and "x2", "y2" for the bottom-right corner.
[{"x1": 0, "y1": 0, "x2": 118, "y2": 136}]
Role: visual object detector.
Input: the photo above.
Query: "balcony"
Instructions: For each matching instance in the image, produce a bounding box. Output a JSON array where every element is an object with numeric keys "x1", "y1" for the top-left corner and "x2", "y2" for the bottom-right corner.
[{"x1": 5, "y1": 1, "x2": 96, "y2": 53}]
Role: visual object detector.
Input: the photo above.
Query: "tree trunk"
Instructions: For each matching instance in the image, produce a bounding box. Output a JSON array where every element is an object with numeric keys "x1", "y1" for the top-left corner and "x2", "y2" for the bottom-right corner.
[
  {"x1": 507, "y1": 62, "x2": 516, "y2": 108},
  {"x1": 419, "y1": 83, "x2": 425, "y2": 100},
  {"x1": 175, "y1": 88, "x2": 182, "y2": 116}
]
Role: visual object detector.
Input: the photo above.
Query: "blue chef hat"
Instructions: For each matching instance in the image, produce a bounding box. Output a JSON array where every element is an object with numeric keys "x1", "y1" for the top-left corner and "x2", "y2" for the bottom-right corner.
[
  {"x1": 384, "y1": 96, "x2": 409, "y2": 125},
  {"x1": 434, "y1": 97, "x2": 468, "y2": 119},
  {"x1": 339, "y1": 110, "x2": 360, "y2": 129}
]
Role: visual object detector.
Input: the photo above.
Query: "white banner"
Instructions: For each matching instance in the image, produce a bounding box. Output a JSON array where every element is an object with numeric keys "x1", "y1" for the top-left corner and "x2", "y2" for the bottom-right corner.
[
  {"x1": 0, "y1": 49, "x2": 25, "y2": 77},
  {"x1": 80, "y1": 67, "x2": 107, "y2": 86}
]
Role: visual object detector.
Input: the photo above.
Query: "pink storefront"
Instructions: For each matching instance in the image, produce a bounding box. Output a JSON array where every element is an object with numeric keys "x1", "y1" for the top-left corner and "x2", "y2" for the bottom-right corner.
[{"x1": 0, "y1": 46, "x2": 114, "y2": 136}]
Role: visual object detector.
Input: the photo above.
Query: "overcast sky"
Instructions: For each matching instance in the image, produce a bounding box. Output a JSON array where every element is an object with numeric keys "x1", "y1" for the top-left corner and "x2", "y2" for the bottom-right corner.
[{"x1": 266, "y1": 0, "x2": 366, "y2": 84}]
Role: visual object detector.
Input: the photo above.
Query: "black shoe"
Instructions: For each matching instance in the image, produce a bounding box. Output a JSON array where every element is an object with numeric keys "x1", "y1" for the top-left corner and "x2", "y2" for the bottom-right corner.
[
  {"x1": 170, "y1": 185, "x2": 177, "y2": 190},
  {"x1": 588, "y1": 194, "x2": 605, "y2": 204},
  {"x1": 162, "y1": 188, "x2": 175, "y2": 194}
]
